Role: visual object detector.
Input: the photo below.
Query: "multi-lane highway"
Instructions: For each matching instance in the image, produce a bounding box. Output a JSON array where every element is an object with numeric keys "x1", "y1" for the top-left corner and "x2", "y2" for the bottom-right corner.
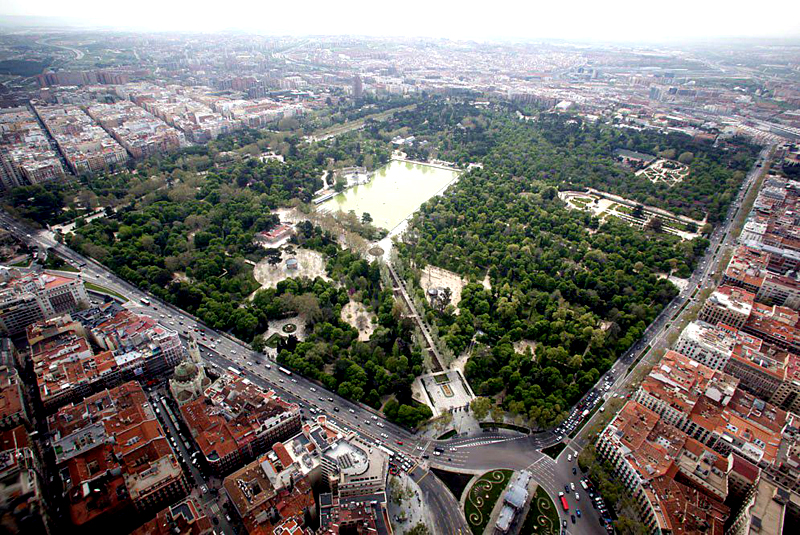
[{"x1": 0, "y1": 146, "x2": 769, "y2": 534}]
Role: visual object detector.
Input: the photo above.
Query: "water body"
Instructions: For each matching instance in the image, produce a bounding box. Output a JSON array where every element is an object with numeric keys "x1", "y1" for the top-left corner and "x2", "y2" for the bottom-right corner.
[{"x1": 321, "y1": 160, "x2": 460, "y2": 232}]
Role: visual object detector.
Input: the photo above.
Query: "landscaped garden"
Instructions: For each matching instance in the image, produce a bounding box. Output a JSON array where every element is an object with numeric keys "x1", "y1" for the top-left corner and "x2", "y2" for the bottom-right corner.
[
  {"x1": 464, "y1": 469, "x2": 513, "y2": 535},
  {"x1": 520, "y1": 486, "x2": 559, "y2": 535},
  {"x1": 265, "y1": 332, "x2": 286, "y2": 348}
]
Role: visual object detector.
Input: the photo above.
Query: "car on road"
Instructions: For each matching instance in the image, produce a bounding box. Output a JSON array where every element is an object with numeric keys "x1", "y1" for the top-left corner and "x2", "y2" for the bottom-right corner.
[
  {"x1": 564, "y1": 485, "x2": 570, "y2": 493},
  {"x1": 396, "y1": 440, "x2": 403, "y2": 445},
  {"x1": 562, "y1": 520, "x2": 567, "y2": 529},
  {"x1": 576, "y1": 509, "x2": 581, "y2": 518},
  {"x1": 571, "y1": 515, "x2": 576, "y2": 524},
  {"x1": 570, "y1": 482, "x2": 575, "y2": 490},
  {"x1": 348, "y1": 408, "x2": 355, "y2": 413},
  {"x1": 572, "y1": 467, "x2": 577, "y2": 475},
  {"x1": 567, "y1": 454, "x2": 572, "y2": 462},
  {"x1": 575, "y1": 492, "x2": 580, "y2": 501},
  {"x1": 310, "y1": 387, "x2": 317, "y2": 392}
]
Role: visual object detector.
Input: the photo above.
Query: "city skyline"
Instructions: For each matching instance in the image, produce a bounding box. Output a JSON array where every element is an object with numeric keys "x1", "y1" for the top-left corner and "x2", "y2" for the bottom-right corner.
[{"x1": 0, "y1": 0, "x2": 799, "y2": 41}]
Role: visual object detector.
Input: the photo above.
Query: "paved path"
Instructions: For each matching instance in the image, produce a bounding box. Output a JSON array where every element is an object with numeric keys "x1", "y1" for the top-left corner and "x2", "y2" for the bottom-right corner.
[{"x1": 387, "y1": 262, "x2": 445, "y2": 372}]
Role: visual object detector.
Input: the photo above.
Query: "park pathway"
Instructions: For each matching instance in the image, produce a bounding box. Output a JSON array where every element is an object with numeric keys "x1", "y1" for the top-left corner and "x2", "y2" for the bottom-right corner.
[{"x1": 387, "y1": 262, "x2": 445, "y2": 372}]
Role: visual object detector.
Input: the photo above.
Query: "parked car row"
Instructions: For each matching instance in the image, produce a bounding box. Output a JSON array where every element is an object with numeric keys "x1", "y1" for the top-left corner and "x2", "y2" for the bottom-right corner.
[{"x1": 581, "y1": 477, "x2": 614, "y2": 533}]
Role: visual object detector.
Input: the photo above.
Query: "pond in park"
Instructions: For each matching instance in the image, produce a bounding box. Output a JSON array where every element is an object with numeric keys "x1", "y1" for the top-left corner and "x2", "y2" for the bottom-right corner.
[{"x1": 319, "y1": 159, "x2": 460, "y2": 232}]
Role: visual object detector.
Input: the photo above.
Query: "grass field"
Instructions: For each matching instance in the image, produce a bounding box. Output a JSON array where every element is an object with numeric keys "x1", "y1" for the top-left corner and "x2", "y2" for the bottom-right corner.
[
  {"x1": 265, "y1": 332, "x2": 286, "y2": 348},
  {"x1": 464, "y1": 469, "x2": 513, "y2": 535},
  {"x1": 520, "y1": 486, "x2": 560, "y2": 535}
]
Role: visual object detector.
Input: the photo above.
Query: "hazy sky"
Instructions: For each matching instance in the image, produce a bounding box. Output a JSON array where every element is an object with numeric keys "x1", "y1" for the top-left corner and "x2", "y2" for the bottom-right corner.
[{"x1": 1, "y1": 0, "x2": 799, "y2": 42}]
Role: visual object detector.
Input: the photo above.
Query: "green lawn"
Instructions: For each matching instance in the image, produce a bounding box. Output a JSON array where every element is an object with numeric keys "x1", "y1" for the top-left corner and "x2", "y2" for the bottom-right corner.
[
  {"x1": 542, "y1": 442, "x2": 567, "y2": 459},
  {"x1": 464, "y1": 469, "x2": 513, "y2": 535},
  {"x1": 479, "y1": 422, "x2": 530, "y2": 434},
  {"x1": 433, "y1": 373, "x2": 450, "y2": 384},
  {"x1": 437, "y1": 429, "x2": 457, "y2": 440},
  {"x1": 265, "y1": 332, "x2": 286, "y2": 348},
  {"x1": 84, "y1": 282, "x2": 127, "y2": 301},
  {"x1": 520, "y1": 486, "x2": 560, "y2": 535}
]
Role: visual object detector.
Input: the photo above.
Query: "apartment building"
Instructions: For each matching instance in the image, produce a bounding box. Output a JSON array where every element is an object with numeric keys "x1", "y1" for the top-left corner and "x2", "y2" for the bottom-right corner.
[
  {"x1": 742, "y1": 302, "x2": 800, "y2": 354},
  {"x1": 596, "y1": 401, "x2": 730, "y2": 535},
  {"x1": 0, "y1": 365, "x2": 27, "y2": 429},
  {"x1": 131, "y1": 497, "x2": 213, "y2": 535},
  {"x1": 28, "y1": 309, "x2": 185, "y2": 411},
  {"x1": 0, "y1": 425, "x2": 46, "y2": 533},
  {"x1": 179, "y1": 373, "x2": 301, "y2": 475},
  {"x1": 85, "y1": 100, "x2": 185, "y2": 159},
  {"x1": 675, "y1": 320, "x2": 736, "y2": 371},
  {"x1": 222, "y1": 455, "x2": 315, "y2": 535},
  {"x1": 698, "y1": 286, "x2": 755, "y2": 330},
  {"x1": 48, "y1": 381, "x2": 188, "y2": 526},
  {"x1": 0, "y1": 106, "x2": 65, "y2": 189},
  {"x1": 0, "y1": 268, "x2": 89, "y2": 336},
  {"x1": 33, "y1": 103, "x2": 129, "y2": 174}
]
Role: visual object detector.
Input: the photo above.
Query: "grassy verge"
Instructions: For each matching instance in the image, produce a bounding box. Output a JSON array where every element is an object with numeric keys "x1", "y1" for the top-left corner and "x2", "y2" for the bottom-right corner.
[
  {"x1": 84, "y1": 282, "x2": 127, "y2": 301},
  {"x1": 479, "y1": 422, "x2": 530, "y2": 434},
  {"x1": 542, "y1": 442, "x2": 567, "y2": 459},
  {"x1": 464, "y1": 469, "x2": 513, "y2": 535},
  {"x1": 520, "y1": 486, "x2": 560, "y2": 535},
  {"x1": 437, "y1": 429, "x2": 457, "y2": 440},
  {"x1": 265, "y1": 332, "x2": 286, "y2": 348}
]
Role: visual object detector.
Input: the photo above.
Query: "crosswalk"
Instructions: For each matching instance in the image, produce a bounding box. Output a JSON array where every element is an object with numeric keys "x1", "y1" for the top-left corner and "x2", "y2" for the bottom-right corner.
[{"x1": 450, "y1": 436, "x2": 523, "y2": 449}]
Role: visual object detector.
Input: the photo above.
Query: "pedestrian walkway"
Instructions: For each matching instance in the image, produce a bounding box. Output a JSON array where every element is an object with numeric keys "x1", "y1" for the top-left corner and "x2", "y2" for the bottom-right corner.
[{"x1": 387, "y1": 262, "x2": 445, "y2": 372}]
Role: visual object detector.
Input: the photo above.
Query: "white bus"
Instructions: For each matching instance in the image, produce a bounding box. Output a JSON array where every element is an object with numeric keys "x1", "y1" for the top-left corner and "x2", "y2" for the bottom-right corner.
[
  {"x1": 377, "y1": 444, "x2": 395, "y2": 459},
  {"x1": 278, "y1": 367, "x2": 292, "y2": 376},
  {"x1": 140, "y1": 297, "x2": 151, "y2": 306},
  {"x1": 227, "y1": 366, "x2": 242, "y2": 376}
]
